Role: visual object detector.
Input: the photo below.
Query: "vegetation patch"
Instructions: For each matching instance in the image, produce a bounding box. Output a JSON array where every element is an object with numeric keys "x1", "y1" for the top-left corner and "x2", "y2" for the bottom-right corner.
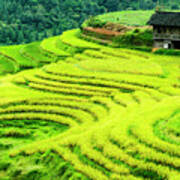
[
  {"x1": 154, "y1": 111, "x2": 180, "y2": 145},
  {"x1": 113, "y1": 28, "x2": 153, "y2": 47},
  {"x1": 154, "y1": 48, "x2": 180, "y2": 56},
  {"x1": 0, "y1": 27, "x2": 179, "y2": 180},
  {"x1": 0, "y1": 119, "x2": 68, "y2": 157},
  {"x1": 1, "y1": 150, "x2": 88, "y2": 180}
]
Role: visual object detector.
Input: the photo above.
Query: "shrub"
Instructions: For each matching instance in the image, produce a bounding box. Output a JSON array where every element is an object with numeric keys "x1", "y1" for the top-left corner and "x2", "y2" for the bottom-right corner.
[
  {"x1": 171, "y1": 4, "x2": 179, "y2": 10},
  {"x1": 154, "y1": 48, "x2": 180, "y2": 56},
  {"x1": 113, "y1": 28, "x2": 153, "y2": 47},
  {"x1": 0, "y1": 162, "x2": 10, "y2": 171},
  {"x1": 82, "y1": 17, "x2": 106, "y2": 28},
  {"x1": 133, "y1": 28, "x2": 140, "y2": 33}
]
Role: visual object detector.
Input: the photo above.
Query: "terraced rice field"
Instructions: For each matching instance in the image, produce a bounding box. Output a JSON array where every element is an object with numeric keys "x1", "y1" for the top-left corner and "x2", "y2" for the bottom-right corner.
[{"x1": 0, "y1": 29, "x2": 180, "y2": 180}]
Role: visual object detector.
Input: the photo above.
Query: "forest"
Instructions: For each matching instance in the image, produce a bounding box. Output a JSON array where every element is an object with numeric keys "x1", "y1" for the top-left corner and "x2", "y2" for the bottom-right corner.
[{"x1": 0, "y1": 0, "x2": 179, "y2": 45}]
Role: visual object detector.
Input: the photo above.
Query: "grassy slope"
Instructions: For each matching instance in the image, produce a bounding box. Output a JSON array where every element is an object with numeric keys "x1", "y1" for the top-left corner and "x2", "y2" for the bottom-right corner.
[
  {"x1": 0, "y1": 29, "x2": 179, "y2": 179},
  {"x1": 97, "y1": 10, "x2": 180, "y2": 26},
  {"x1": 97, "y1": 10, "x2": 154, "y2": 26}
]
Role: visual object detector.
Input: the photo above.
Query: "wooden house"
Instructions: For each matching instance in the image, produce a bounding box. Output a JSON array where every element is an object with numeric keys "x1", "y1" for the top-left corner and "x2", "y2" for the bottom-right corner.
[{"x1": 148, "y1": 11, "x2": 180, "y2": 49}]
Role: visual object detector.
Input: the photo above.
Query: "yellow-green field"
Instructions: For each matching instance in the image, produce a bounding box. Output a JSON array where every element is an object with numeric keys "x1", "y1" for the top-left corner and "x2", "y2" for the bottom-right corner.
[
  {"x1": 0, "y1": 29, "x2": 180, "y2": 180},
  {"x1": 97, "y1": 10, "x2": 154, "y2": 26}
]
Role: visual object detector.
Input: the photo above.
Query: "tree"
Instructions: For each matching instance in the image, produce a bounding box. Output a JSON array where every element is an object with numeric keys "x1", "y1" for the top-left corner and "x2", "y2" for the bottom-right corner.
[
  {"x1": 8, "y1": 27, "x2": 16, "y2": 41},
  {"x1": 104, "y1": 0, "x2": 120, "y2": 11},
  {"x1": 17, "y1": 31, "x2": 24, "y2": 43},
  {"x1": 171, "y1": 4, "x2": 179, "y2": 10}
]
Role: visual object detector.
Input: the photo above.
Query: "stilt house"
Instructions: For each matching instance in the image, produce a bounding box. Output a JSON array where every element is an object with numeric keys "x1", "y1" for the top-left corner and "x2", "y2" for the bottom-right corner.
[{"x1": 148, "y1": 11, "x2": 180, "y2": 49}]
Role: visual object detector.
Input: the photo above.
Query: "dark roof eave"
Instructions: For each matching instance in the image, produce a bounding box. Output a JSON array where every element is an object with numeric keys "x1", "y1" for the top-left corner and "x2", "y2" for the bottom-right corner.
[{"x1": 147, "y1": 11, "x2": 180, "y2": 27}]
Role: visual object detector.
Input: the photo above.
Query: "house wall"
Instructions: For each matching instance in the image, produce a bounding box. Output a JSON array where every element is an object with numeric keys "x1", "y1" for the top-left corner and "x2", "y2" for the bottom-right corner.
[
  {"x1": 154, "y1": 26, "x2": 180, "y2": 34},
  {"x1": 154, "y1": 40, "x2": 164, "y2": 48},
  {"x1": 153, "y1": 26, "x2": 180, "y2": 41},
  {"x1": 153, "y1": 26, "x2": 180, "y2": 49},
  {"x1": 154, "y1": 39, "x2": 174, "y2": 49}
]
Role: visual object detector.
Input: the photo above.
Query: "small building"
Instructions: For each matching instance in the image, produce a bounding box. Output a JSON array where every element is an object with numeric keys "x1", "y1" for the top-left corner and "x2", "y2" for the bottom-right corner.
[{"x1": 148, "y1": 11, "x2": 180, "y2": 49}]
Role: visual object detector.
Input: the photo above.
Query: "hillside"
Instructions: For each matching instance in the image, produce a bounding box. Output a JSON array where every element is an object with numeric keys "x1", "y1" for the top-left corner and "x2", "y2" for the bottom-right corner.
[
  {"x1": 82, "y1": 10, "x2": 154, "y2": 50},
  {"x1": 97, "y1": 10, "x2": 154, "y2": 26},
  {"x1": 0, "y1": 0, "x2": 179, "y2": 45},
  {"x1": 0, "y1": 29, "x2": 180, "y2": 179}
]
